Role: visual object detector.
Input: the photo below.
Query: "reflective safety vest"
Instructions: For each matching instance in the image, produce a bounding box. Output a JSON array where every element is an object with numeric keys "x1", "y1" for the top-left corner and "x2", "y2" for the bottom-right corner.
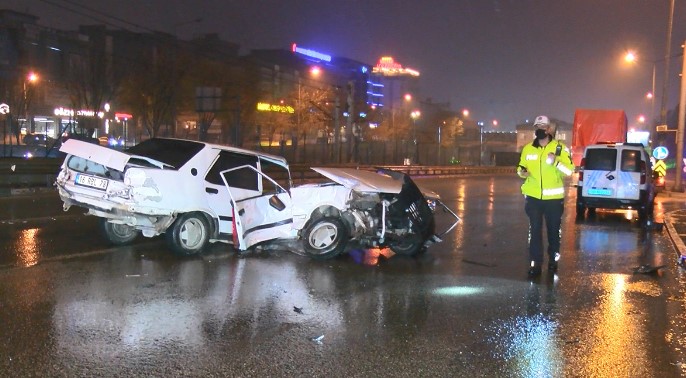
[{"x1": 517, "y1": 139, "x2": 574, "y2": 200}]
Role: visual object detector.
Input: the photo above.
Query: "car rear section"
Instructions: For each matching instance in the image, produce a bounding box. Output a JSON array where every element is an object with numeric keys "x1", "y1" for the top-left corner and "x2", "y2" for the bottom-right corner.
[
  {"x1": 56, "y1": 139, "x2": 212, "y2": 238},
  {"x1": 576, "y1": 143, "x2": 654, "y2": 219}
]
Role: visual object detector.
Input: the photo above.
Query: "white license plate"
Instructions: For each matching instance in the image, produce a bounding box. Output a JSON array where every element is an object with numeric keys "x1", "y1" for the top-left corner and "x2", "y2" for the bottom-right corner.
[
  {"x1": 75, "y1": 173, "x2": 108, "y2": 190},
  {"x1": 588, "y1": 188, "x2": 612, "y2": 196}
]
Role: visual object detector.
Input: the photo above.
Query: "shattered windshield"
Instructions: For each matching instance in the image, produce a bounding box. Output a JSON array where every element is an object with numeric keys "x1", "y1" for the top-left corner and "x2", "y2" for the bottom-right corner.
[{"x1": 125, "y1": 139, "x2": 204, "y2": 169}]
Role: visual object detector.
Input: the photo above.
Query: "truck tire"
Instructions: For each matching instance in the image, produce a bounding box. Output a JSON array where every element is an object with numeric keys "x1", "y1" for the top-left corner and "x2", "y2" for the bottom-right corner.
[
  {"x1": 100, "y1": 218, "x2": 139, "y2": 245},
  {"x1": 166, "y1": 212, "x2": 210, "y2": 256},
  {"x1": 302, "y1": 216, "x2": 348, "y2": 260}
]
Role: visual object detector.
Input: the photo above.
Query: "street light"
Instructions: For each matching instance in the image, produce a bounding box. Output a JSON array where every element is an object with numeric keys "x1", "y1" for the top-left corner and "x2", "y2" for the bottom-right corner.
[
  {"x1": 624, "y1": 50, "x2": 661, "y2": 150},
  {"x1": 23, "y1": 71, "x2": 39, "y2": 133},
  {"x1": 411, "y1": 110, "x2": 420, "y2": 164}
]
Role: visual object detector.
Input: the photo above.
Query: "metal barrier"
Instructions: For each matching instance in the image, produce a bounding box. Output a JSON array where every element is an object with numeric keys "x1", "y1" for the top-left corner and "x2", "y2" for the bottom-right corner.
[
  {"x1": 0, "y1": 158, "x2": 515, "y2": 190},
  {"x1": 0, "y1": 158, "x2": 62, "y2": 189}
]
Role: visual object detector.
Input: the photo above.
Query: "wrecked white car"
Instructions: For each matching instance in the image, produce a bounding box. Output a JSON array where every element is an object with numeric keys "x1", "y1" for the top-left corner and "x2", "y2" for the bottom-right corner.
[{"x1": 56, "y1": 138, "x2": 459, "y2": 259}]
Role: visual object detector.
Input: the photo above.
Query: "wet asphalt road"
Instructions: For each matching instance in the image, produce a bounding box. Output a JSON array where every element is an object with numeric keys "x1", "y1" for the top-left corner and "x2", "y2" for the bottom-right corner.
[{"x1": 1, "y1": 175, "x2": 686, "y2": 377}]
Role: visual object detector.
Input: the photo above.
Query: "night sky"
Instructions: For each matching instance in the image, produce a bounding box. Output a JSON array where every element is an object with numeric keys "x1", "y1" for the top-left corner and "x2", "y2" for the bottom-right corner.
[{"x1": 5, "y1": 0, "x2": 686, "y2": 130}]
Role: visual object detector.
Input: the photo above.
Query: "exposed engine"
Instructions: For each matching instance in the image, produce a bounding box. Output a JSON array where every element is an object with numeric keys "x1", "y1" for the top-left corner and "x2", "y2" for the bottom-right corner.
[{"x1": 342, "y1": 190, "x2": 415, "y2": 248}]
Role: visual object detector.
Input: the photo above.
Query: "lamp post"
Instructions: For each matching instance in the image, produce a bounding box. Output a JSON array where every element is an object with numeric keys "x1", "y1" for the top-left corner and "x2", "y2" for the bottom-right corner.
[
  {"x1": 411, "y1": 110, "x2": 420, "y2": 165},
  {"x1": 478, "y1": 121, "x2": 484, "y2": 166},
  {"x1": 672, "y1": 39, "x2": 686, "y2": 192},
  {"x1": 23, "y1": 71, "x2": 39, "y2": 135}
]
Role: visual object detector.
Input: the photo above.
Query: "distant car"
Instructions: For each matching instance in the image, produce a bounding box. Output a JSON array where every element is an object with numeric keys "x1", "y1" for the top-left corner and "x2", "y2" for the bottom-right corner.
[
  {"x1": 576, "y1": 142, "x2": 655, "y2": 221},
  {"x1": 56, "y1": 138, "x2": 459, "y2": 258},
  {"x1": 23, "y1": 133, "x2": 57, "y2": 147},
  {"x1": 98, "y1": 136, "x2": 126, "y2": 148},
  {"x1": 61, "y1": 133, "x2": 99, "y2": 145}
]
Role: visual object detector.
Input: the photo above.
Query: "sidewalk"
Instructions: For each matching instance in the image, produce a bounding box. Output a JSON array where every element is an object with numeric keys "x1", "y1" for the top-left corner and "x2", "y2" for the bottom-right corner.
[{"x1": 660, "y1": 183, "x2": 686, "y2": 261}]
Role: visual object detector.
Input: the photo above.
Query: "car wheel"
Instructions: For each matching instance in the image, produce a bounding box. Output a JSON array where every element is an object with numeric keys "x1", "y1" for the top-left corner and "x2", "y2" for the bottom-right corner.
[
  {"x1": 302, "y1": 216, "x2": 348, "y2": 260},
  {"x1": 100, "y1": 218, "x2": 139, "y2": 245},
  {"x1": 390, "y1": 235, "x2": 425, "y2": 256},
  {"x1": 166, "y1": 213, "x2": 210, "y2": 256}
]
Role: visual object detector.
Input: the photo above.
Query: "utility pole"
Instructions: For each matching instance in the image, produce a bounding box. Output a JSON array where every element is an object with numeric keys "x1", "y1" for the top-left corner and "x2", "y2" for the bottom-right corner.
[
  {"x1": 673, "y1": 40, "x2": 686, "y2": 192},
  {"x1": 346, "y1": 80, "x2": 354, "y2": 163},
  {"x1": 659, "y1": 0, "x2": 675, "y2": 126},
  {"x1": 334, "y1": 95, "x2": 341, "y2": 163}
]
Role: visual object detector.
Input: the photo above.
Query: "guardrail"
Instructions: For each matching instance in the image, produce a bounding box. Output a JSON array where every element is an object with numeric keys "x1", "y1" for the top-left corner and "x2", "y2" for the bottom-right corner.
[
  {"x1": 0, "y1": 158, "x2": 62, "y2": 189},
  {"x1": 0, "y1": 157, "x2": 516, "y2": 190}
]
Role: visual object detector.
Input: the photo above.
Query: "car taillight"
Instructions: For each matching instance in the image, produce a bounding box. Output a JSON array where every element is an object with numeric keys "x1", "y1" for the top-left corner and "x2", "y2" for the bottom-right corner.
[
  {"x1": 640, "y1": 160, "x2": 647, "y2": 184},
  {"x1": 578, "y1": 158, "x2": 585, "y2": 181},
  {"x1": 656, "y1": 176, "x2": 665, "y2": 186},
  {"x1": 231, "y1": 208, "x2": 238, "y2": 247}
]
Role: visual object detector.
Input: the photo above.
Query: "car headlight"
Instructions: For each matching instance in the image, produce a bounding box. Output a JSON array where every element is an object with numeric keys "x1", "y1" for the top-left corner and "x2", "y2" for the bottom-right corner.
[{"x1": 426, "y1": 199, "x2": 437, "y2": 213}]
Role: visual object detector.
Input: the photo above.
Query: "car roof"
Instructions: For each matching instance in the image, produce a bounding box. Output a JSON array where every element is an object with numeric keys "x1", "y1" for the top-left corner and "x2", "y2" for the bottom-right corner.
[
  {"x1": 155, "y1": 138, "x2": 289, "y2": 167},
  {"x1": 585, "y1": 142, "x2": 646, "y2": 149},
  {"x1": 60, "y1": 137, "x2": 290, "y2": 171}
]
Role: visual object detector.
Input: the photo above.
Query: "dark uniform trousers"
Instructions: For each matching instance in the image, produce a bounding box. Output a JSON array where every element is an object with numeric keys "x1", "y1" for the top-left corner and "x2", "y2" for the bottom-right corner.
[{"x1": 524, "y1": 196, "x2": 564, "y2": 264}]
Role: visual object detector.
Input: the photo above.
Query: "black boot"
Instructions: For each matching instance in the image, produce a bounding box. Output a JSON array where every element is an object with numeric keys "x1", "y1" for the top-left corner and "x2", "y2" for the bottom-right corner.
[
  {"x1": 528, "y1": 261, "x2": 542, "y2": 277},
  {"x1": 548, "y1": 252, "x2": 560, "y2": 273}
]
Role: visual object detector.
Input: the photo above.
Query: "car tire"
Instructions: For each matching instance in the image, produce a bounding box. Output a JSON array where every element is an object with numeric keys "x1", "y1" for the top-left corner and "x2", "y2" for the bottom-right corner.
[
  {"x1": 302, "y1": 216, "x2": 348, "y2": 260},
  {"x1": 390, "y1": 235, "x2": 425, "y2": 256},
  {"x1": 100, "y1": 218, "x2": 139, "y2": 245},
  {"x1": 166, "y1": 212, "x2": 210, "y2": 256}
]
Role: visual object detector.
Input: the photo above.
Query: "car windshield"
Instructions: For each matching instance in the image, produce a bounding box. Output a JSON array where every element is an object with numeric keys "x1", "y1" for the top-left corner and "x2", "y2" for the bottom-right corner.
[{"x1": 125, "y1": 139, "x2": 204, "y2": 169}]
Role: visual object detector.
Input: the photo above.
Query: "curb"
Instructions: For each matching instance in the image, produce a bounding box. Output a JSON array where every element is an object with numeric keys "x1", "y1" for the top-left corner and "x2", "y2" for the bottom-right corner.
[{"x1": 664, "y1": 211, "x2": 686, "y2": 259}]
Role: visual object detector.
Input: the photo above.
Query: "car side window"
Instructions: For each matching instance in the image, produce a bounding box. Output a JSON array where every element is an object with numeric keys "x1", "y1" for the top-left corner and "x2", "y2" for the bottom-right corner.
[
  {"x1": 260, "y1": 158, "x2": 291, "y2": 192},
  {"x1": 620, "y1": 150, "x2": 641, "y2": 172},
  {"x1": 205, "y1": 151, "x2": 258, "y2": 190}
]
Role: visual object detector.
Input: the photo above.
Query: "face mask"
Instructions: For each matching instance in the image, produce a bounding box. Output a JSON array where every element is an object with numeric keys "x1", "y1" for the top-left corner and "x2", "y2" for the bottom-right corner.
[{"x1": 535, "y1": 129, "x2": 548, "y2": 139}]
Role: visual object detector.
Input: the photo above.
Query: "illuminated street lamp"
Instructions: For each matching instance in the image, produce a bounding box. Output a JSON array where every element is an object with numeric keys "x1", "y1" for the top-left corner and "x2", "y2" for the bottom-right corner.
[
  {"x1": 23, "y1": 71, "x2": 39, "y2": 131},
  {"x1": 411, "y1": 110, "x2": 421, "y2": 164},
  {"x1": 462, "y1": 109, "x2": 470, "y2": 118},
  {"x1": 623, "y1": 50, "x2": 658, "y2": 139}
]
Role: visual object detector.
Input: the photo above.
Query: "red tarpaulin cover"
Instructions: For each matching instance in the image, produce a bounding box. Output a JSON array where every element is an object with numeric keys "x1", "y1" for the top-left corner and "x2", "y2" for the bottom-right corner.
[{"x1": 571, "y1": 109, "x2": 627, "y2": 166}]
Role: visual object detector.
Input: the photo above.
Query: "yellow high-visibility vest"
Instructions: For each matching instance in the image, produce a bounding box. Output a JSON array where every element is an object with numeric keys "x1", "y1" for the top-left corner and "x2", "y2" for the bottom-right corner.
[{"x1": 517, "y1": 139, "x2": 574, "y2": 200}]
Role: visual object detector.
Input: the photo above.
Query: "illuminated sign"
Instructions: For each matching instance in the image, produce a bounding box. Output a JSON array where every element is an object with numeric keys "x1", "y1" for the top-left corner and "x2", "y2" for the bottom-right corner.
[
  {"x1": 0, "y1": 103, "x2": 9, "y2": 114},
  {"x1": 653, "y1": 146, "x2": 669, "y2": 160},
  {"x1": 291, "y1": 43, "x2": 332, "y2": 62},
  {"x1": 115, "y1": 113, "x2": 133, "y2": 120},
  {"x1": 54, "y1": 107, "x2": 103, "y2": 118},
  {"x1": 257, "y1": 102, "x2": 294, "y2": 114},
  {"x1": 372, "y1": 56, "x2": 420, "y2": 77}
]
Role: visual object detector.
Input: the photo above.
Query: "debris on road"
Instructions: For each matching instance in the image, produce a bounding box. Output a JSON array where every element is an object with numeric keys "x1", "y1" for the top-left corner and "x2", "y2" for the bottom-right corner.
[{"x1": 631, "y1": 264, "x2": 666, "y2": 275}]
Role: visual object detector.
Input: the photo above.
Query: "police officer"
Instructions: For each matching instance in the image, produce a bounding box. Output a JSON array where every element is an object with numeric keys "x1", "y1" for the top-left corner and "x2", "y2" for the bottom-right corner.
[{"x1": 517, "y1": 115, "x2": 574, "y2": 277}]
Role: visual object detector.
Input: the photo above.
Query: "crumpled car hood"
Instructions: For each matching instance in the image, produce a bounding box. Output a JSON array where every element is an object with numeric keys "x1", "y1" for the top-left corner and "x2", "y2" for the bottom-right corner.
[
  {"x1": 310, "y1": 167, "x2": 440, "y2": 199},
  {"x1": 310, "y1": 167, "x2": 403, "y2": 193}
]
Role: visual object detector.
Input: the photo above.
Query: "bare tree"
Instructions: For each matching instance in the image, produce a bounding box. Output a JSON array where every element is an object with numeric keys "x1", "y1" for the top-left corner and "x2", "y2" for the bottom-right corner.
[
  {"x1": 289, "y1": 85, "x2": 336, "y2": 161},
  {"x1": 120, "y1": 41, "x2": 189, "y2": 138}
]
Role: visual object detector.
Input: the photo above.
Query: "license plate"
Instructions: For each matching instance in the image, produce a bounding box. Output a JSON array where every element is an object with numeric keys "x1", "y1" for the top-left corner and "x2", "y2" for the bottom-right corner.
[
  {"x1": 588, "y1": 188, "x2": 612, "y2": 196},
  {"x1": 75, "y1": 173, "x2": 108, "y2": 190}
]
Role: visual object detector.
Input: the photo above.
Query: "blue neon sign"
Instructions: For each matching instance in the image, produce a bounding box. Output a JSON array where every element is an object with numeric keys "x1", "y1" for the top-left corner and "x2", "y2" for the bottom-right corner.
[{"x1": 291, "y1": 43, "x2": 331, "y2": 62}]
